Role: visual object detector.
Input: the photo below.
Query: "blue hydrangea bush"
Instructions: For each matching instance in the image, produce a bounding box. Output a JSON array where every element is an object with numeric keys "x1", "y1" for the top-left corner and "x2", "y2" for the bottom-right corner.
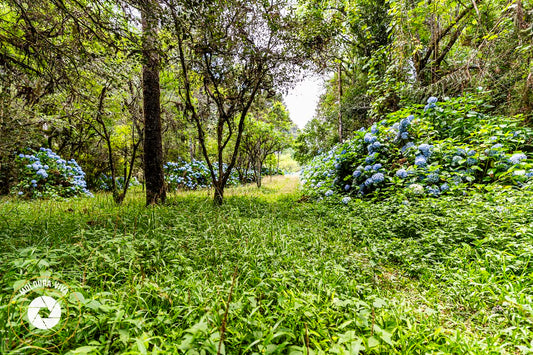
[
  {"x1": 165, "y1": 159, "x2": 241, "y2": 191},
  {"x1": 13, "y1": 148, "x2": 93, "y2": 198},
  {"x1": 301, "y1": 95, "x2": 533, "y2": 202}
]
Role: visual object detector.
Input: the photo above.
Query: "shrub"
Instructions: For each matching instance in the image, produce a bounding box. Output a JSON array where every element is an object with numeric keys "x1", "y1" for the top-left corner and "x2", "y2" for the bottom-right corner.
[
  {"x1": 13, "y1": 148, "x2": 93, "y2": 199},
  {"x1": 165, "y1": 158, "x2": 285, "y2": 191},
  {"x1": 164, "y1": 159, "x2": 240, "y2": 191},
  {"x1": 96, "y1": 174, "x2": 141, "y2": 191},
  {"x1": 301, "y1": 95, "x2": 533, "y2": 201}
]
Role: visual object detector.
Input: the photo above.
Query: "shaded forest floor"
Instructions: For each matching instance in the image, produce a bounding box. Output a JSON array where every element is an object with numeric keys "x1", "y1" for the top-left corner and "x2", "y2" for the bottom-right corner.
[{"x1": 1, "y1": 176, "x2": 532, "y2": 354}]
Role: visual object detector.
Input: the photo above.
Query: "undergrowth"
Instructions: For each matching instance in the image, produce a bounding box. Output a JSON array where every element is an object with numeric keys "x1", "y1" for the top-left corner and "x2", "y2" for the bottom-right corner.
[{"x1": 0, "y1": 176, "x2": 532, "y2": 354}]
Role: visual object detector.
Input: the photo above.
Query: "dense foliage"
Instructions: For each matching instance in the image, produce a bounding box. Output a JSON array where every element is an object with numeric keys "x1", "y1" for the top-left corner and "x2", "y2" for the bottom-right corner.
[
  {"x1": 295, "y1": 0, "x2": 533, "y2": 157},
  {"x1": 13, "y1": 148, "x2": 92, "y2": 199},
  {"x1": 165, "y1": 159, "x2": 284, "y2": 191},
  {"x1": 97, "y1": 175, "x2": 140, "y2": 192},
  {"x1": 165, "y1": 159, "x2": 241, "y2": 191},
  {"x1": 301, "y1": 96, "x2": 533, "y2": 202}
]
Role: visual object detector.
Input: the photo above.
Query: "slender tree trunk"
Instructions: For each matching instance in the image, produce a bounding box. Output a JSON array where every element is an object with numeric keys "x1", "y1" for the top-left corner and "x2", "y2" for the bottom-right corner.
[
  {"x1": 214, "y1": 181, "x2": 224, "y2": 205},
  {"x1": 337, "y1": 62, "x2": 343, "y2": 142},
  {"x1": 142, "y1": 2, "x2": 166, "y2": 205},
  {"x1": 277, "y1": 151, "x2": 280, "y2": 173},
  {"x1": 255, "y1": 161, "x2": 262, "y2": 188}
]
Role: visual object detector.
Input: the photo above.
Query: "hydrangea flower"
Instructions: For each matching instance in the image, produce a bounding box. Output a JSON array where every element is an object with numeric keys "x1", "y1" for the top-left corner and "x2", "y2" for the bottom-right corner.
[
  {"x1": 427, "y1": 97, "x2": 438, "y2": 104},
  {"x1": 399, "y1": 117, "x2": 412, "y2": 132},
  {"x1": 367, "y1": 141, "x2": 382, "y2": 154},
  {"x1": 372, "y1": 173, "x2": 385, "y2": 183},
  {"x1": 396, "y1": 169, "x2": 408, "y2": 178},
  {"x1": 364, "y1": 178, "x2": 374, "y2": 186},
  {"x1": 353, "y1": 170, "x2": 362, "y2": 178},
  {"x1": 418, "y1": 144, "x2": 432, "y2": 158},
  {"x1": 373, "y1": 163, "x2": 382, "y2": 170},
  {"x1": 426, "y1": 186, "x2": 440, "y2": 196},
  {"x1": 325, "y1": 190, "x2": 334, "y2": 197},
  {"x1": 36, "y1": 169, "x2": 48, "y2": 178},
  {"x1": 509, "y1": 153, "x2": 527, "y2": 165},
  {"x1": 440, "y1": 183, "x2": 450, "y2": 192},
  {"x1": 415, "y1": 155, "x2": 427, "y2": 167},
  {"x1": 364, "y1": 133, "x2": 377, "y2": 144},
  {"x1": 365, "y1": 153, "x2": 377, "y2": 164},
  {"x1": 344, "y1": 184, "x2": 351, "y2": 191},
  {"x1": 371, "y1": 125, "x2": 379, "y2": 134},
  {"x1": 409, "y1": 184, "x2": 424, "y2": 195},
  {"x1": 426, "y1": 173, "x2": 439, "y2": 183},
  {"x1": 342, "y1": 196, "x2": 351, "y2": 204},
  {"x1": 401, "y1": 132, "x2": 409, "y2": 140},
  {"x1": 466, "y1": 157, "x2": 477, "y2": 166},
  {"x1": 364, "y1": 165, "x2": 373, "y2": 171},
  {"x1": 424, "y1": 97, "x2": 438, "y2": 110}
]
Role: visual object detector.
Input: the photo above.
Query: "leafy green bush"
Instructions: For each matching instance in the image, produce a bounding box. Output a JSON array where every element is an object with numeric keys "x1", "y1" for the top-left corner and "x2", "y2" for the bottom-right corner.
[
  {"x1": 13, "y1": 148, "x2": 93, "y2": 199},
  {"x1": 301, "y1": 95, "x2": 533, "y2": 201}
]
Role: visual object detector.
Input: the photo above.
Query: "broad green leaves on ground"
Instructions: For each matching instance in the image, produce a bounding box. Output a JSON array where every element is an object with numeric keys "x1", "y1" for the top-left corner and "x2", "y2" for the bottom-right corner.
[{"x1": 1, "y1": 176, "x2": 532, "y2": 353}]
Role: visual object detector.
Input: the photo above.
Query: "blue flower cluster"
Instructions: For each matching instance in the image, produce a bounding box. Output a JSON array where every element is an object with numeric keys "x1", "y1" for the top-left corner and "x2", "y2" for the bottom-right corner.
[
  {"x1": 301, "y1": 96, "x2": 533, "y2": 202},
  {"x1": 165, "y1": 158, "x2": 251, "y2": 191},
  {"x1": 14, "y1": 148, "x2": 92, "y2": 199},
  {"x1": 424, "y1": 96, "x2": 438, "y2": 111}
]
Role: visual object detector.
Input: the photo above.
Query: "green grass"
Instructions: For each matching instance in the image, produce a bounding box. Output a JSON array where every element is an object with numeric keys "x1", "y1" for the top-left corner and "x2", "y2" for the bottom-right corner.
[{"x1": 1, "y1": 176, "x2": 533, "y2": 354}]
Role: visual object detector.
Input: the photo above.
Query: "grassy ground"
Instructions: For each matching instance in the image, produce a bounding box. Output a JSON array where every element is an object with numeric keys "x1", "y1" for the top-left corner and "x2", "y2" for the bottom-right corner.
[{"x1": 1, "y1": 176, "x2": 533, "y2": 354}]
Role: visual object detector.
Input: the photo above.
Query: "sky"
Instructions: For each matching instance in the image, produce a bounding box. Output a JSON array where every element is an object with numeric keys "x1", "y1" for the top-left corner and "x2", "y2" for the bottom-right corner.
[{"x1": 283, "y1": 75, "x2": 327, "y2": 129}]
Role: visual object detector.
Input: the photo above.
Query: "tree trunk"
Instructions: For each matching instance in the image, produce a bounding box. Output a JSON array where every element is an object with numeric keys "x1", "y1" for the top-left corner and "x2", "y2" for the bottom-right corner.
[
  {"x1": 142, "y1": 2, "x2": 166, "y2": 205},
  {"x1": 337, "y1": 62, "x2": 343, "y2": 142},
  {"x1": 214, "y1": 181, "x2": 224, "y2": 205},
  {"x1": 255, "y1": 161, "x2": 262, "y2": 188}
]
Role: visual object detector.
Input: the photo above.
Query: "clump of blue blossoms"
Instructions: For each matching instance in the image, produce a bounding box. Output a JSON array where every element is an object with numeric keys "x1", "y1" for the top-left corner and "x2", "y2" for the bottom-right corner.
[
  {"x1": 300, "y1": 95, "x2": 533, "y2": 202},
  {"x1": 509, "y1": 153, "x2": 527, "y2": 165},
  {"x1": 424, "y1": 96, "x2": 438, "y2": 110},
  {"x1": 165, "y1": 158, "x2": 242, "y2": 191},
  {"x1": 14, "y1": 148, "x2": 92, "y2": 199},
  {"x1": 396, "y1": 169, "x2": 408, "y2": 179}
]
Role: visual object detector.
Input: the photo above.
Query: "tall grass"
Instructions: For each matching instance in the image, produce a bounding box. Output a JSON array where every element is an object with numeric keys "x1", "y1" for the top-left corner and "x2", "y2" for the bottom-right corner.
[{"x1": 1, "y1": 176, "x2": 532, "y2": 354}]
